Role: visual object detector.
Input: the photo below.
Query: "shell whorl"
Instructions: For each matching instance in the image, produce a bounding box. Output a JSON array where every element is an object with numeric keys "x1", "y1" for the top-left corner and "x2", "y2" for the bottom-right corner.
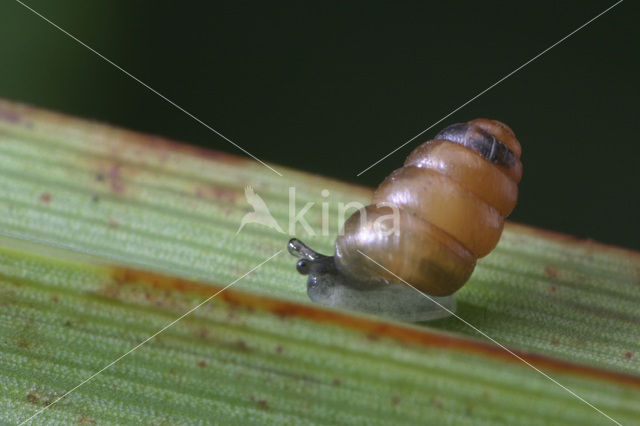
[{"x1": 335, "y1": 119, "x2": 522, "y2": 296}]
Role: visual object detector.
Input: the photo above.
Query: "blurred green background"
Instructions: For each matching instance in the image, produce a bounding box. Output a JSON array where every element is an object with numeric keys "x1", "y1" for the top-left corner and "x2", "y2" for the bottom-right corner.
[{"x1": 1, "y1": 1, "x2": 638, "y2": 250}]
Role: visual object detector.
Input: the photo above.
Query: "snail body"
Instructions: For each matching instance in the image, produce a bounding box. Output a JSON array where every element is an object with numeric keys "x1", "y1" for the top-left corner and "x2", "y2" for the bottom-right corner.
[{"x1": 289, "y1": 119, "x2": 522, "y2": 321}]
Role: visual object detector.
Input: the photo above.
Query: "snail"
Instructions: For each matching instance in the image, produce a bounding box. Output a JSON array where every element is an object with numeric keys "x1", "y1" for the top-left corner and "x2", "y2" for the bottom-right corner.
[{"x1": 289, "y1": 119, "x2": 522, "y2": 322}]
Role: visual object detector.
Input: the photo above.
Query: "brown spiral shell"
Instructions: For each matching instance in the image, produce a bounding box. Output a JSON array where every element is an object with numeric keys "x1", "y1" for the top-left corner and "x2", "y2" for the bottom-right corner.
[{"x1": 335, "y1": 119, "x2": 523, "y2": 296}]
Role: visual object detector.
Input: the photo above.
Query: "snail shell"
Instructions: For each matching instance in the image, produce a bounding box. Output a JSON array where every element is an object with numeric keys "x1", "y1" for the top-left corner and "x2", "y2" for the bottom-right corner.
[{"x1": 289, "y1": 119, "x2": 522, "y2": 321}]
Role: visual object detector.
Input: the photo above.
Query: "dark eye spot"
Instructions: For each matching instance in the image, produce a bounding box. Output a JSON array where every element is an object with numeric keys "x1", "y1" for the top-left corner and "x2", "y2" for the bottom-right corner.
[{"x1": 296, "y1": 259, "x2": 311, "y2": 275}]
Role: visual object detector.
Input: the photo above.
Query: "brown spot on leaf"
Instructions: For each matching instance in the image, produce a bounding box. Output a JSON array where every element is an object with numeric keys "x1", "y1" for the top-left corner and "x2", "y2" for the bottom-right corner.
[
  {"x1": 275, "y1": 345, "x2": 284, "y2": 354},
  {"x1": 332, "y1": 378, "x2": 341, "y2": 386},
  {"x1": 391, "y1": 396, "x2": 400, "y2": 406},
  {"x1": 430, "y1": 397, "x2": 443, "y2": 409},
  {"x1": 248, "y1": 395, "x2": 270, "y2": 410},
  {"x1": 545, "y1": 266, "x2": 558, "y2": 279},
  {"x1": 210, "y1": 186, "x2": 239, "y2": 203},
  {"x1": 91, "y1": 195, "x2": 100, "y2": 203},
  {"x1": 63, "y1": 320, "x2": 72, "y2": 327},
  {"x1": 549, "y1": 285, "x2": 557, "y2": 293},
  {"x1": 198, "y1": 360, "x2": 207, "y2": 368},
  {"x1": 226, "y1": 306, "x2": 239, "y2": 321},
  {"x1": 95, "y1": 173, "x2": 105, "y2": 182},
  {"x1": 108, "y1": 165, "x2": 125, "y2": 193},
  {"x1": 195, "y1": 186, "x2": 240, "y2": 204},
  {"x1": 39, "y1": 193, "x2": 52, "y2": 204},
  {"x1": 26, "y1": 393, "x2": 39, "y2": 404},
  {"x1": 234, "y1": 339, "x2": 250, "y2": 352},
  {"x1": 107, "y1": 219, "x2": 119, "y2": 228},
  {"x1": 273, "y1": 307, "x2": 293, "y2": 320},
  {"x1": 51, "y1": 296, "x2": 59, "y2": 303},
  {"x1": 551, "y1": 337, "x2": 559, "y2": 345},
  {"x1": 625, "y1": 351, "x2": 634, "y2": 359},
  {"x1": 109, "y1": 164, "x2": 120, "y2": 179},
  {"x1": 78, "y1": 417, "x2": 96, "y2": 424},
  {"x1": 366, "y1": 333, "x2": 381, "y2": 341}
]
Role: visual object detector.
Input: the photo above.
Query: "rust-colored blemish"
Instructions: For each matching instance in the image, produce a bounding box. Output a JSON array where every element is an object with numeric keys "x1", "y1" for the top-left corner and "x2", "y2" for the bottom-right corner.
[
  {"x1": 625, "y1": 352, "x2": 634, "y2": 359},
  {"x1": 551, "y1": 337, "x2": 559, "y2": 345},
  {"x1": 391, "y1": 396, "x2": 400, "y2": 406},
  {"x1": 209, "y1": 186, "x2": 240, "y2": 203},
  {"x1": 78, "y1": 417, "x2": 96, "y2": 424},
  {"x1": 430, "y1": 397, "x2": 443, "y2": 409},
  {"x1": 233, "y1": 339, "x2": 250, "y2": 352},
  {"x1": 549, "y1": 285, "x2": 557, "y2": 294},
  {"x1": 332, "y1": 378, "x2": 341, "y2": 386},
  {"x1": 107, "y1": 219, "x2": 119, "y2": 228},
  {"x1": 108, "y1": 164, "x2": 125, "y2": 193},
  {"x1": 63, "y1": 320, "x2": 72, "y2": 327},
  {"x1": 248, "y1": 395, "x2": 270, "y2": 410},
  {"x1": 51, "y1": 296, "x2": 59, "y2": 303},
  {"x1": 226, "y1": 307, "x2": 238, "y2": 321},
  {"x1": 39, "y1": 193, "x2": 52, "y2": 204},
  {"x1": 275, "y1": 345, "x2": 284, "y2": 354},
  {"x1": 544, "y1": 266, "x2": 558, "y2": 279},
  {"x1": 366, "y1": 333, "x2": 381, "y2": 341},
  {"x1": 108, "y1": 164, "x2": 120, "y2": 180},
  {"x1": 109, "y1": 266, "x2": 640, "y2": 389},
  {"x1": 26, "y1": 393, "x2": 39, "y2": 404},
  {"x1": 195, "y1": 185, "x2": 240, "y2": 204},
  {"x1": 101, "y1": 285, "x2": 120, "y2": 299},
  {"x1": 197, "y1": 360, "x2": 207, "y2": 368}
]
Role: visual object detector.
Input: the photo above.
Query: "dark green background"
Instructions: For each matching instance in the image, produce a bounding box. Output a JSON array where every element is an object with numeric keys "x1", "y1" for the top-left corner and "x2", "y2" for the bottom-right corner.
[{"x1": 1, "y1": 1, "x2": 638, "y2": 250}]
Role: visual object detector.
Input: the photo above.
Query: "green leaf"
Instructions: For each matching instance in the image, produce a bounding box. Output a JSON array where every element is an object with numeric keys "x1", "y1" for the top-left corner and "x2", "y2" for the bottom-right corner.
[{"x1": 1, "y1": 99, "x2": 639, "y2": 425}]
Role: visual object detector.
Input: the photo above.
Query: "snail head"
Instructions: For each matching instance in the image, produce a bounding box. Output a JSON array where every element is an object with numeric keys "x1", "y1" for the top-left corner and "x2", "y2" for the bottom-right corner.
[{"x1": 288, "y1": 238, "x2": 349, "y2": 303}]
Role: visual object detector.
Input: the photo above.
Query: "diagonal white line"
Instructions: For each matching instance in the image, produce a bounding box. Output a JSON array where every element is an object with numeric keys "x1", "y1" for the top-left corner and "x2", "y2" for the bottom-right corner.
[
  {"x1": 13, "y1": 0, "x2": 283, "y2": 177},
  {"x1": 18, "y1": 250, "x2": 283, "y2": 425},
  {"x1": 356, "y1": 249, "x2": 622, "y2": 425},
  {"x1": 356, "y1": 0, "x2": 624, "y2": 176}
]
